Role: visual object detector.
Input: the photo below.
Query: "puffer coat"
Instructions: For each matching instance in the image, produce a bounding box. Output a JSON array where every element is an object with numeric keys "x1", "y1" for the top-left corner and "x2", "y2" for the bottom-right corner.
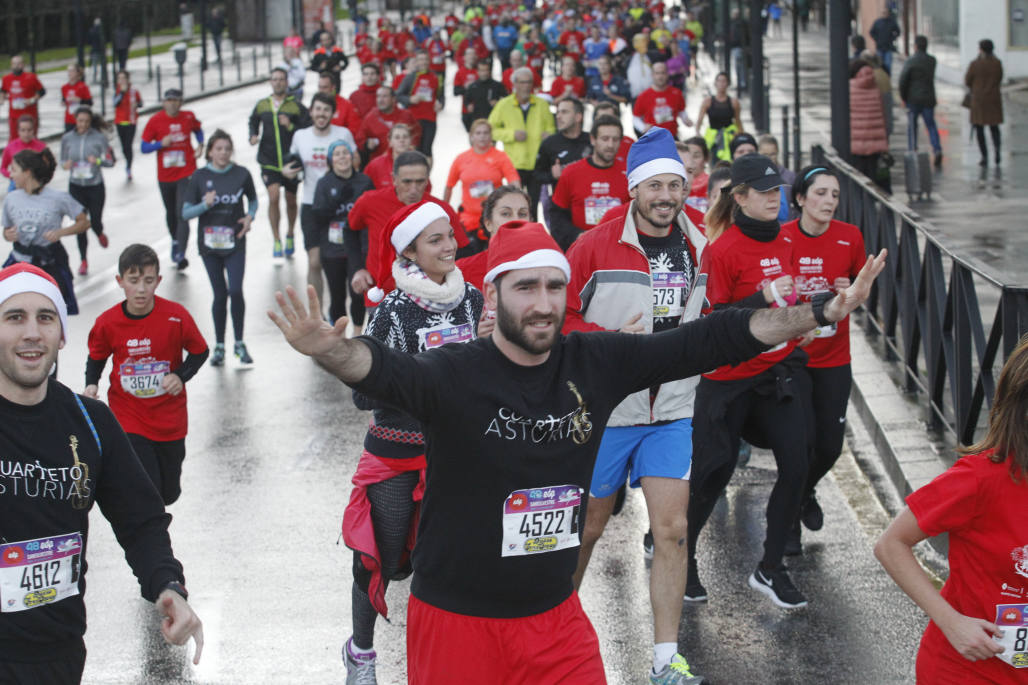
[{"x1": 849, "y1": 65, "x2": 889, "y2": 155}]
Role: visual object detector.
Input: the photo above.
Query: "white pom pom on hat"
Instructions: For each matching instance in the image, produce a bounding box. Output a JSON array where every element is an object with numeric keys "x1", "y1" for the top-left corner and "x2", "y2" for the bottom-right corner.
[{"x1": 368, "y1": 286, "x2": 385, "y2": 303}]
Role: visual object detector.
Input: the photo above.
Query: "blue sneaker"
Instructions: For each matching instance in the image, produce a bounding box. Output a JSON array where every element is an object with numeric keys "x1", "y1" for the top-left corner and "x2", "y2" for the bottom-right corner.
[
  {"x1": 209, "y1": 343, "x2": 225, "y2": 366},
  {"x1": 273, "y1": 240, "x2": 283, "y2": 258},
  {"x1": 650, "y1": 655, "x2": 707, "y2": 684},
  {"x1": 285, "y1": 235, "x2": 295, "y2": 258},
  {"x1": 171, "y1": 241, "x2": 182, "y2": 264}
]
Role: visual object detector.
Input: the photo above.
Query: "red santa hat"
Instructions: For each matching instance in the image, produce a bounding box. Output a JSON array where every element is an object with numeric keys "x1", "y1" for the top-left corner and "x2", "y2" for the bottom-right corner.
[
  {"x1": 0, "y1": 263, "x2": 69, "y2": 340},
  {"x1": 484, "y1": 221, "x2": 571, "y2": 284},
  {"x1": 367, "y1": 199, "x2": 460, "y2": 303}
]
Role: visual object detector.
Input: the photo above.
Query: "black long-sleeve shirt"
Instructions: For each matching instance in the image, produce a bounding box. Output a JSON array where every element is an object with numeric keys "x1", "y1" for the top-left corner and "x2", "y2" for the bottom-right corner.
[
  {"x1": 350, "y1": 308, "x2": 768, "y2": 617},
  {"x1": 534, "y1": 131, "x2": 592, "y2": 187},
  {"x1": 0, "y1": 380, "x2": 184, "y2": 661}
]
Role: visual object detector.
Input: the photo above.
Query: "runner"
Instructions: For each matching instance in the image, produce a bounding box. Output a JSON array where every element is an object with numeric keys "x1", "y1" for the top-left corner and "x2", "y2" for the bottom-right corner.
[
  {"x1": 60, "y1": 64, "x2": 92, "y2": 134},
  {"x1": 443, "y1": 119, "x2": 520, "y2": 244},
  {"x1": 356, "y1": 87, "x2": 421, "y2": 163},
  {"x1": 875, "y1": 335, "x2": 1028, "y2": 685},
  {"x1": 362, "y1": 123, "x2": 415, "y2": 190},
  {"x1": 586, "y1": 55, "x2": 630, "y2": 110},
  {"x1": 341, "y1": 199, "x2": 483, "y2": 683},
  {"x1": 633, "y1": 61, "x2": 693, "y2": 139},
  {"x1": 780, "y1": 167, "x2": 865, "y2": 553},
  {"x1": 248, "y1": 68, "x2": 311, "y2": 259},
  {"x1": 396, "y1": 50, "x2": 443, "y2": 158},
  {"x1": 695, "y1": 73, "x2": 743, "y2": 163},
  {"x1": 0, "y1": 116, "x2": 46, "y2": 191},
  {"x1": 183, "y1": 129, "x2": 258, "y2": 366},
  {"x1": 682, "y1": 136, "x2": 710, "y2": 211},
  {"x1": 2, "y1": 149, "x2": 88, "y2": 315},
  {"x1": 60, "y1": 107, "x2": 114, "y2": 275},
  {"x1": 113, "y1": 70, "x2": 143, "y2": 181},
  {"x1": 140, "y1": 89, "x2": 204, "y2": 270},
  {"x1": 564, "y1": 127, "x2": 707, "y2": 685},
  {"x1": 593, "y1": 101, "x2": 636, "y2": 165},
  {"x1": 550, "y1": 115, "x2": 630, "y2": 250},
  {"x1": 0, "y1": 262, "x2": 203, "y2": 682},
  {"x1": 1, "y1": 55, "x2": 45, "y2": 139},
  {"x1": 318, "y1": 71, "x2": 362, "y2": 138},
  {"x1": 311, "y1": 139, "x2": 373, "y2": 330},
  {"x1": 283, "y1": 93, "x2": 355, "y2": 302},
  {"x1": 310, "y1": 31, "x2": 348, "y2": 91},
  {"x1": 550, "y1": 56, "x2": 587, "y2": 101},
  {"x1": 461, "y1": 58, "x2": 506, "y2": 133},
  {"x1": 454, "y1": 184, "x2": 531, "y2": 290},
  {"x1": 269, "y1": 216, "x2": 885, "y2": 685},
  {"x1": 84, "y1": 244, "x2": 209, "y2": 503},
  {"x1": 350, "y1": 63, "x2": 384, "y2": 120},
  {"x1": 688, "y1": 153, "x2": 814, "y2": 610},
  {"x1": 535, "y1": 97, "x2": 591, "y2": 231}
]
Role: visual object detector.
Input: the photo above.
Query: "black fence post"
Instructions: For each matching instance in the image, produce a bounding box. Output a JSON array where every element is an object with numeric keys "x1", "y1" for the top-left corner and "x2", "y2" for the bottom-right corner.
[
  {"x1": 236, "y1": 51, "x2": 242, "y2": 82},
  {"x1": 782, "y1": 106, "x2": 789, "y2": 167},
  {"x1": 219, "y1": 56, "x2": 224, "y2": 86},
  {"x1": 253, "y1": 48, "x2": 258, "y2": 79},
  {"x1": 156, "y1": 64, "x2": 162, "y2": 101}
]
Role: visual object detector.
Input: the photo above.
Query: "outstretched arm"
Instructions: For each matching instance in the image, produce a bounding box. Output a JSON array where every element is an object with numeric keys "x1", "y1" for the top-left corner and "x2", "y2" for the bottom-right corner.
[
  {"x1": 268, "y1": 285, "x2": 372, "y2": 383},
  {"x1": 748, "y1": 249, "x2": 886, "y2": 346}
]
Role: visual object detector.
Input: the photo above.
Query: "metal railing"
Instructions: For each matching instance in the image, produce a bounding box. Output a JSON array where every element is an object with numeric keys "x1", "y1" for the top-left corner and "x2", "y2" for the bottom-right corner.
[{"x1": 812, "y1": 144, "x2": 1028, "y2": 445}]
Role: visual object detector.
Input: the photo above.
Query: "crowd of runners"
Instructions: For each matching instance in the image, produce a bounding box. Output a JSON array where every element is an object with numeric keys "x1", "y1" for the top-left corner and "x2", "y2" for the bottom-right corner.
[{"x1": 0, "y1": 2, "x2": 1025, "y2": 684}]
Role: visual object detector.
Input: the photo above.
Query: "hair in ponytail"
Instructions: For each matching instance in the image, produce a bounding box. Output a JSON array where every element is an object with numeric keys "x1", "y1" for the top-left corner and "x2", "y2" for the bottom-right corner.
[
  {"x1": 13, "y1": 148, "x2": 56, "y2": 191},
  {"x1": 704, "y1": 182, "x2": 749, "y2": 243}
]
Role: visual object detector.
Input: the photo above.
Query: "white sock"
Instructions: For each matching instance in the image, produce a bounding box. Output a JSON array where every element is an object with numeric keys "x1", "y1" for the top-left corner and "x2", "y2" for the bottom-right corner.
[
  {"x1": 348, "y1": 639, "x2": 375, "y2": 657},
  {"x1": 653, "y1": 642, "x2": 678, "y2": 672}
]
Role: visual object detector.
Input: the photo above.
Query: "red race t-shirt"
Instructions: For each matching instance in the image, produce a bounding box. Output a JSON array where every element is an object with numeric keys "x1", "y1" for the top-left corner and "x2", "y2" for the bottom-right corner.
[
  {"x1": 633, "y1": 86, "x2": 686, "y2": 137},
  {"x1": 406, "y1": 71, "x2": 440, "y2": 121},
  {"x1": 703, "y1": 225, "x2": 797, "y2": 380},
  {"x1": 114, "y1": 86, "x2": 143, "y2": 125},
  {"x1": 141, "y1": 109, "x2": 203, "y2": 183},
  {"x1": 87, "y1": 297, "x2": 208, "y2": 441},
  {"x1": 2, "y1": 72, "x2": 44, "y2": 112},
  {"x1": 907, "y1": 451, "x2": 1028, "y2": 685},
  {"x1": 552, "y1": 158, "x2": 630, "y2": 232},
  {"x1": 781, "y1": 219, "x2": 865, "y2": 368},
  {"x1": 61, "y1": 81, "x2": 92, "y2": 126},
  {"x1": 550, "y1": 76, "x2": 586, "y2": 99}
]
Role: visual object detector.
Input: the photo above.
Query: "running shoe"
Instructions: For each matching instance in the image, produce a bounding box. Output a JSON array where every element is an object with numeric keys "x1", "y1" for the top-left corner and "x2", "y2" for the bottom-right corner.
[
  {"x1": 650, "y1": 654, "x2": 708, "y2": 685},
  {"x1": 234, "y1": 341, "x2": 253, "y2": 364},
  {"x1": 684, "y1": 561, "x2": 707, "y2": 603},
  {"x1": 344, "y1": 637, "x2": 377, "y2": 685},
  {"x1": 737, "y1": 439, "x2": 752, "y2": 467},
  {"x1": 78, "y1": 260, "x2": 88, "y2": 275},
  {"x1": 643, "y1": 529, "x2": 654, "y2": 561},
  {"x1": 210, "y1": 343, "x2": 225, "y2": 367},
  {"x1": 285, "y1": 235, "x2": 295, "y2": 258},
  {"x1": 97, "y1": 232, "x2": 109, "y2": 248},
  {"x1": 801, "y1": 492, "x2": 824, "y2": 531},
  {"x1": 171, "y1": 243, "x2": 183, "y2": 264},
  {"x1": 784, "y1": 521, "x2": 802, "y2": 557},
  {"x1": 176, "y1": 258, "x2": 189, "y2": 271},
  {"x1": 126, "y1": 168, "x2": 132, "y2": 181},
  {"x1": 273, "y1": 240, "x2": 283, "y2": 258},
  {"x1": 749, "y1": 564, "x2": 808, "y2": 609}
]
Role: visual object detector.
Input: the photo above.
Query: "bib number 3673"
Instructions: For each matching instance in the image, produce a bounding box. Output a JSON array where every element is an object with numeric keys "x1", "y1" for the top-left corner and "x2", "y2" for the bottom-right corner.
[
  {"x1": 996, "y1": 604, "x2": 1028, "y2": 668},
  {"x1": 501, "y1": 485, "x2": 581, "y2": 557},
  {"x1": 0, "y1": 533, "x2": 82, "y2": 613}
]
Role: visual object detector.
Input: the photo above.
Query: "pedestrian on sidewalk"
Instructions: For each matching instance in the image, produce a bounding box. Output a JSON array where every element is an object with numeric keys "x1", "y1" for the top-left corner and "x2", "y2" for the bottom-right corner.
[
  {"x1": 965, "y1": 39, "x2": 1004, "y2": 168},
  {"x1": 899, "y1": 35, "x2": 942, "y2": 167},
  {"x1": 87, "y1": 18, "x2": 105, "y2": 84},
  {"x1": 861, "y1": 51, "x2": 894, "y2": 138},
  {"x1": 848, "y1": 60, "x2": 891, "y2": 193},
  {"x1": 869, "y1": 8, "x2": 900, "y2": 76},
  {"x1": 208, "y1": 8, "x2": 227, "y2": 63},
  {"x1": 727, "y1": 8, "x2": 749, "y2": 91},
  {"x1": 875, "y1": 333, "x2": 1028, "y2": 684},
  {"x1": 113, "y1": 23, "x2": 133, "y2": 72}
]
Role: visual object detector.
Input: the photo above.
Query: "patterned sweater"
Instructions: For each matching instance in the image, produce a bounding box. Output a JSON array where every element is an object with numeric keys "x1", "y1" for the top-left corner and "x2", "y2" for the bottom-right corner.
[{"x1": 355, "y1": 282, "x2": 483, "y2": 458}]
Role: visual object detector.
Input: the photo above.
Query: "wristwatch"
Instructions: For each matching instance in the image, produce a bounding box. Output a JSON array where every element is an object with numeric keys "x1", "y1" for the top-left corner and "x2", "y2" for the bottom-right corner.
[
  {"x1": 163, "y1": 581, "x2": 189, "y2": 601},
  {"x1": 810, "y1": 292, "x2": 834, "y2": 327}
]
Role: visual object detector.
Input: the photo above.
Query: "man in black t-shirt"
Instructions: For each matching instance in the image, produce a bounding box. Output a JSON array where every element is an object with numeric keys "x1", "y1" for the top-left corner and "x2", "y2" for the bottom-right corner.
[
  {"x1": 0, "y1": 263, "x2": 203, "y2": 682},
  {"x1": 534, "y1": 96, "x2": 592, "y2": 231},
  {"x1": 270, "y1": 223, "x2": 885, "y2": 682}
]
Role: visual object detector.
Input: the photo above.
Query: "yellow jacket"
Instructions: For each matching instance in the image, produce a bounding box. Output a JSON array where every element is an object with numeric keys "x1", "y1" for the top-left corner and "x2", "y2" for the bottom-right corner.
[{"x1": 487, "y1": 94, "x2": 556, "y2": 170}]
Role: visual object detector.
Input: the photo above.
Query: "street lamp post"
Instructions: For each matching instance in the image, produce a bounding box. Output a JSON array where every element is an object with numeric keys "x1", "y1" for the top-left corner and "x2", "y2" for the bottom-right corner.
[
  {"x1": 829, "y1": 0, "x2": 850, "y2": 158},
  {"x1": 200, "y1": 0, "x2": 209, "y2": 71},
  {"x1": 749, "y1": 0, "x2": 765, "y2": 132},
  {"x1": 75, "y1": 0, "x2": 86, "y2": 67},
  {"x1": 792, "y1": 0, "x2": 801, "y2": 170}
]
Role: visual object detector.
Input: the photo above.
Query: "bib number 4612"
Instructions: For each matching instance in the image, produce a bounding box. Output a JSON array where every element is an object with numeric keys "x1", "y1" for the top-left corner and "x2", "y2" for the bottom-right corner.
[{"x1": 20, "y1": 560, "x2": 61, "y2": 592}]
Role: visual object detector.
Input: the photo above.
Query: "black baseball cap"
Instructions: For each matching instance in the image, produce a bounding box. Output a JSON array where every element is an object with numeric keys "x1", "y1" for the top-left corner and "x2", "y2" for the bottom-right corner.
[
  {"x1": 163, "y1": 88, "x2": 183, "y2": 100},
  {"x1": 730, "y1": 153, "x2": 785, "y2": 192},
  {"x1": 729, "y1": 132, "x2": 759, "y2": 155}
]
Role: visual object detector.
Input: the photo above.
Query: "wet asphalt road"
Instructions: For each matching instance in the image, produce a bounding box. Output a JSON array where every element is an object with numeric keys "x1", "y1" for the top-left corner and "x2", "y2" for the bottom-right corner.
[{"x1": 6, "y1": 59, "x2": 930, "y2": 684}]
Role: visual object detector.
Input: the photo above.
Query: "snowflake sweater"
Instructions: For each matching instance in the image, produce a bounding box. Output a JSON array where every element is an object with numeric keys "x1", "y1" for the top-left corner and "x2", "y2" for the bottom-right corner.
[{"x1": 354, "y1": 282, "x2": 483, "y2": 458}]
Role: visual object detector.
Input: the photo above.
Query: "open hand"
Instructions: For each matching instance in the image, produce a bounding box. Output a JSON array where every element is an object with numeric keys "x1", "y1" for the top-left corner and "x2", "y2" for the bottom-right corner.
[
  {"x1": 824, "y1": 250, "x2": 888, "y2": 323},
  {"x1": 268, "y1": 285, "x2": 349, "y2": 358}
]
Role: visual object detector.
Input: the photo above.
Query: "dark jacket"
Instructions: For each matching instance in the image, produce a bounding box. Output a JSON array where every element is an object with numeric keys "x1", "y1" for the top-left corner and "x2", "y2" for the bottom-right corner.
[
  {"x1": 869, "y1": 15, "x2": 900, "y2": 52},
  {"x1": 899, "y1": 50, "x2": 937, "y2": 107},
  {"x1": 965, "y1": 54, "x2": 1004, "y2": 126}
]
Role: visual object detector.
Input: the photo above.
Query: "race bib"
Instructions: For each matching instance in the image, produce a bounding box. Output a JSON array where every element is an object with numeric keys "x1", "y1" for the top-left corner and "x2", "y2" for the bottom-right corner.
[
  {"x1": 11, "y1": 98, "x2": 26, "y2": 109},
  {"x1": 328, "y1": 221, "x2": 345, "y2": 245},
  {"x1": 162, "y1": 149, "x2": 186, "y2": 168},
  {"x1": 417, "y1": 85, "x2": 433, "y2": 100},
  {"x1": 66, "y1": 103, "x2": 78, "y2": 118},
  {"x1": 71, "y1": 161, "x2": 93, "y2": 180},
  {"x1": 418, "y1": 321, "x2": 473, "y2": 350},
  {"x1": 654, "y1": 105, "x2": 673, "y2": 123},
  {"x1": 0, "y1": 533, "x2": 82, "y2": 613},
  {"x1": 119, "y1": 360, "x2": 170, "y2": 398},
  {"x1": 584, "y1": 196, "x2": 621, "y2": 226},
  {"x1": 501, "y1": 486, "x2": 582, "y2": 557},
  {"x1": 469, "y1": 179, "x2": 494, "y2": 199},
  {"x1": 812, "y1": 322, "x2": 837, "y2": 338},
  {"x1": 996, "y1": 604, "x2": 1028, "y2": 669},
  {"x1": 652, "y1": 271, "x2": 686, "y2": 319},
  {"x1": 204, "y1": 225, "x2": 236, "y2": 250}
]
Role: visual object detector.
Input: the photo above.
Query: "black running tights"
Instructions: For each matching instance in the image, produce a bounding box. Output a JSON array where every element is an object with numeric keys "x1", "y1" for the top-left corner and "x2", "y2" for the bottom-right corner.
[
  {"x1": 351, "y1": 469, "x2": 419, "y2": 650},
  {"x1": 117, "y1": 124, "x2": 136, "y2": 170},
  {"x1": 201, "y1": 250, "x2": 246, "y2": 343},
  {"x1": 322, "y1": 255, "x2": 366, "y2": 327},
  {"x1": 69, "y1": 183, "x2": 105, "y2": 261},
  {"x1": 803, "y1": 364, "x2": 852, "y2": 498}
]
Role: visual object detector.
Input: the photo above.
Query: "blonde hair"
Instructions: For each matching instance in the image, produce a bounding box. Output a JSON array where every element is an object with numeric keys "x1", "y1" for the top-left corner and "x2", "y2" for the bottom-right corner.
[{"x1": 703, "y1": 182, "x2": 749, "y2": 243}]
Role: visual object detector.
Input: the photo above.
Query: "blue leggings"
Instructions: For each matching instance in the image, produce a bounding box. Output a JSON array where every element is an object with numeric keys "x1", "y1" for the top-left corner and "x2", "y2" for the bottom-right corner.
[{"x1": 202, "y1": 250, "x2": 246, "y2": 343}]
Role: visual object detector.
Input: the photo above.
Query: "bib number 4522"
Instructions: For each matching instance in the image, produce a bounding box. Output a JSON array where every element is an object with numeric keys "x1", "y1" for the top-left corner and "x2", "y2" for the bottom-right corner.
[{"x1": 518, "y1": 510, "x2": 566, "y2": 538}]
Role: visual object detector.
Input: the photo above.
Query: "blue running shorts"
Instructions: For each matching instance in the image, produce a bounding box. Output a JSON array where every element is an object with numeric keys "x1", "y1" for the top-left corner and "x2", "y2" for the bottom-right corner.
[{"x1": 589, "y1": 418, "x2": 693, "y2": 498}]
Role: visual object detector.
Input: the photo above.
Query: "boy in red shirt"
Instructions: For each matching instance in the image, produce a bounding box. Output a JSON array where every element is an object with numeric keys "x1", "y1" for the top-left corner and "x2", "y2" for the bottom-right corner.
[{"x1": 85, "y1": 244, "x2": 209, "y2": 505}]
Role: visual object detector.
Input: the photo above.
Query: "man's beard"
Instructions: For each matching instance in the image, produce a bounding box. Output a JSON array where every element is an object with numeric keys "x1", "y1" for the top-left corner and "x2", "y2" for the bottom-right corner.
[{"x1": 496, "y1": 291, "x2": 564, "y2": 356}]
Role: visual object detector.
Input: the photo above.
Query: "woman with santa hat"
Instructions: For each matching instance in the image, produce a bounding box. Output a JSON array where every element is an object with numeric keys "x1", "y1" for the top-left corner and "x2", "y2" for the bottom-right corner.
[{"x1": 339, "y1": 198, "x2": 483, "y2": 683}]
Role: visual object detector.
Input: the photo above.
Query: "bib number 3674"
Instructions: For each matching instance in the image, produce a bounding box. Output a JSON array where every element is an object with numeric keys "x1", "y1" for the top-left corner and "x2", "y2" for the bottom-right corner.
[{"x1": 501, "y1": 485, "x2": 581, "y2": 557}]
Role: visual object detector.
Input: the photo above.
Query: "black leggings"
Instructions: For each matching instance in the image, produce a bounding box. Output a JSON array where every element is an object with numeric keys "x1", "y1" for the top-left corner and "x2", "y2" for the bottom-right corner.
[
  {"x1": 688, "y1": 369, "x2": 813, "y2": 570},
  {"x1": 0, "y1": 647, "x2": 86, "y2": 684},
  {"x1": 974, "y1": 124, "x2": 1001, "y2": 162},
  {"x1": 69, "y1": 183, "x2": 105, "y2": 261},
  {"x1": 158, "y1": 178, "x2": 190, "y2": 252},
  {"x1": 351, "y1": 469, "x2": 420, "y2": 649},
  {"x1": 116, "y1": 124, "x2": 136, "y2": 170},
  {"x1": 417, "y1": 119, "x2": 436, "y2": 157},
  {"x1": 201, "y1": 250, "x2": 246, "y2": 343},
  {"x1": 804, "y1": 364, "x2": 852, "y2": 498},
  {"x1": 322, "y1": 255, "x2": 366, "y2": 326}
]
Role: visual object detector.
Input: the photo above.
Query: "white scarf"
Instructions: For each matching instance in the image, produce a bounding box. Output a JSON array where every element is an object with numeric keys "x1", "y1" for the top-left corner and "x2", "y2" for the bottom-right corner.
[{"x1": 392, "y1": 258, "x2": 466, "y2": 313}]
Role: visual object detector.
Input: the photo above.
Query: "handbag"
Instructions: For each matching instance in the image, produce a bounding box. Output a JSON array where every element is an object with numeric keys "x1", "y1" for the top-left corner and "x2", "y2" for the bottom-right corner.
[{"x1": 961, "y1": 92, "x2": 971, "y2": 108}]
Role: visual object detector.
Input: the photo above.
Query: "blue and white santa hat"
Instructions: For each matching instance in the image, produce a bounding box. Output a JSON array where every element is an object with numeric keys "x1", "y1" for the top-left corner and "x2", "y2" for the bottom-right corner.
[{"x1": 626, "y1": 127, "x2": 687, "y2": 190}]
